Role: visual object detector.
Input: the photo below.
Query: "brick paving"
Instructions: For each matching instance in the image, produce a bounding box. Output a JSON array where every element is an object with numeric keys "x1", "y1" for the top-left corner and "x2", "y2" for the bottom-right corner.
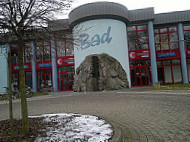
[{"x1": 1, "y1": 89, "x2": 190, "y2": 141}]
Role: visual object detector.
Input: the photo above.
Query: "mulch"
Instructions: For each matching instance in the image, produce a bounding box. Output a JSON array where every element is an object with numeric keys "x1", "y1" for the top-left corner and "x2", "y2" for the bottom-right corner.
[{"x1": 0, "y1": 118, "x2": 56, "y2": 142}]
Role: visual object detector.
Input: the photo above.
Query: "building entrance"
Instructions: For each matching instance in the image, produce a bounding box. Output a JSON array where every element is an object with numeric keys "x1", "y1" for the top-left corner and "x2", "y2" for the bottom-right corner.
[
  {"x1": 157, "y1": 59, "x2": 182, "y2": 84},
  {"x1": 37, "y1": 70, "x2": 52, "y2": 91},
  {"x1": 130, "y1": 60, "x2": 152, "y2": 86},
  {"x1": 58, "y1": 66, "x2": 74, "y2": 91}
]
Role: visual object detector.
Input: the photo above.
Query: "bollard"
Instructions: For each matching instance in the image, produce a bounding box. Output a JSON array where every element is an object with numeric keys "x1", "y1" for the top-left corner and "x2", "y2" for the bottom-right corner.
[{"x1": 154, "y1": 82, "x2": 160, "y2": 89}]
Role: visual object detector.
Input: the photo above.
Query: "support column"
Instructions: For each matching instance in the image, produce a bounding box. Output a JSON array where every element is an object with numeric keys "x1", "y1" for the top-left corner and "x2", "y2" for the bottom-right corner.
[
  {"x1": 6, "y1": 44, "x2": 10, "y2": 91},
  {"x1": 31, "y1": 41, "x2": 37, "y2": 93},
  {"x1": 148, "y1": 21, "x2": 158, "y2": 85},
  {"x1": 51, "y1": 37, "x2": 58, "y2": 92},
  {"x1": 178, "y1": 23, "x2": 188, "y2": 83}
]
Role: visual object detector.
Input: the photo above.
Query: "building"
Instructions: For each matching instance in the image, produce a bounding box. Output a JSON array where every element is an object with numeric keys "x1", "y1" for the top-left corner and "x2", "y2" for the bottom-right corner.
[{"x1": 0, "y1": 2, "x2": 190, "y2": 93}]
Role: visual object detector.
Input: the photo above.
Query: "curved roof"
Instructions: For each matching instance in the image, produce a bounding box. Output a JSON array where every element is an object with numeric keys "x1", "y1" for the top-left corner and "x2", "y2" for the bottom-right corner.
[{"x1": 69, "y1": 2, "x2": 129, "y2": 26}]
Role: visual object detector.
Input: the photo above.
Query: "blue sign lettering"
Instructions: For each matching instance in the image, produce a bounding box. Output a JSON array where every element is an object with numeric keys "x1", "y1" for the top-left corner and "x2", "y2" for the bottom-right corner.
[
  {"x1": 80, "y1": 26, "x2": 112, "y2": 50},
  {"x1": 39, "y1": 63, "x2": 52, "y2": 68},
  {"x1": 187, "y1": 51, "x2": 190, "y2": 55},
  {"x1": 158, "y1": 52, "x2": 176, "y2": 58},
  {"x1": 14, "y1": 65, "x2": 29, "y2": 70}
]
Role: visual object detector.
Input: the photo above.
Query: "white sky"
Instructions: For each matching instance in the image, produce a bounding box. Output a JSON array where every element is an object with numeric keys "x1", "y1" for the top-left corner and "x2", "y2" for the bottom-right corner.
[
  {"x1": 60, "y1": 0, "x2": 190, "y2": 19},
  {"x1": 72, "y1": 0, "x2": 190, "y2": 13}
]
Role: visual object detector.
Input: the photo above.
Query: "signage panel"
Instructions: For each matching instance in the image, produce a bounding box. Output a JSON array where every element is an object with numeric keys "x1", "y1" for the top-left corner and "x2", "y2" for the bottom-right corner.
[
  {"x1": 156, "y1": 49, "x2": 180, "y2": 60},
  {"x1": 129, "y1": 49, "x2": 150, "y2": 60},
  {"x1": 186, "y1": 50, "x2": 190, "y2": 58}
]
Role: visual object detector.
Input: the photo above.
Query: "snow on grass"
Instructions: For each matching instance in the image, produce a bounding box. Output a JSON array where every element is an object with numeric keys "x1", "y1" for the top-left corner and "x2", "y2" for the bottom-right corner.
[{"x1": 30, "y1": 113, "x2": 113, "y2": 142}]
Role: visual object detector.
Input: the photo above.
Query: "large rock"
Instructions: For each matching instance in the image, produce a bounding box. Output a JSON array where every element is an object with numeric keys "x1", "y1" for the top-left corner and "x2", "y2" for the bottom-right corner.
[{"x1": 73, "y1": 53, "x2": 129, "y2": 92}]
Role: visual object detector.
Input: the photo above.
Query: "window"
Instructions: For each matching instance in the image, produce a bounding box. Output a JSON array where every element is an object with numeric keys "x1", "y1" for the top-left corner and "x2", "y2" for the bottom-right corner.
[
  {"x1": 154, "y1": 26, "x2": 179, "y2": 51},
  {"x1": 24, "y1": 43, "x2": 32, "y2": 63},
  {"x1": 56, "y1": 33, "x2": 74, "y2": 57},
  {"x1": 37, "y1": 70, "x2": 52, "y2": 91},
  {"x1": 56, "y1": 40, "x2": 66, "y2": 57},
  {"x1": 157, "y1": 59, "x2": 182, "y2": 84},
  {"x1": 130, "y1": 60, "x2": 150, "y2": 66},
  {"x1": 187, "y1": 59, "x2": 190, "y2": 82},
  {"x1": 127, "y1": 24, "x2": 149, "y2": 51},
  {"x1": 12, "y1": 72, "x2": 19, "y2": 86},
  {"x1": 25, "y1": 71, "x2": 32, "y2": 88},
  {"x1": 36, "y1": 41, "x2": 51, "y2": 62},
  {"x1": 11, "y1": 44, "x2": 18, "y2": 64},
  {"x1": 184, "y1": 25, "x2": 190, "y2": 49}
]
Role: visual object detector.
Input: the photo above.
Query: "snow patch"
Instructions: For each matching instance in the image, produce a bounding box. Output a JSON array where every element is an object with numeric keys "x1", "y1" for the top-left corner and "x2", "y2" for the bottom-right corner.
[{"x1": 31, "y1": 113, "x2": 113, "y2": 142}]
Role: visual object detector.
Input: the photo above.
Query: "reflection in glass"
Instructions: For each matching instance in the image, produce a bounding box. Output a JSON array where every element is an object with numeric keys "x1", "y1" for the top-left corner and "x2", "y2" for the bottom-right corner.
[
  {"x1": 184, "y1": 26, "x2": 190, "y2": 31},
  {"x1": 36, "y1": 46, "x2": 43, "y2": 62},
  {"x1": 161, "y1": 34, "x2": 169, "y2": 50},
  {"x1": 127, "y1": 26, "x2": 136, "y2": 32},
  {"x1": 24, "y1": 43, "x2": 32, "y2": 63},
  {"x1": 172, "y1": 65, "x2": 182, "y2": 83},
  {"x1": 26, "y1": 71, "x2": 32, "y2": 88},
  {"x1": 11, "y1": 49, "x2": 18, "y2": 64},
  {"x1": 157, "y1": 67, "x2": 163, "y2": 84},
  {"x1": 169, "y1": 27, "x2": 177, "y2": 32},
  {"x1": 137, "y1": 25, "x2": 146, "y2": 31},
  {"x1": 164, "y1": 66, "x2": 172, "y2": 83},
  {"x1": 130, "y1": 68, "x2": 135, "y2": 86},
  {"x1": 160, "y1": 28, "x2": 167, "y2": 33},
  {"x1": 66, "y1": 41, "x2": 74, "y2": 56},
  {"x1": 146, "y1": 67, "x2": 151, "y2": 85},
  {"x1": 163, "y1": 60, "x2": 170, "y2": 65},
  {"x1": 12, "y1": 72, "x2": 18, "y2": 86},
  {"x1": 188, "y1": 64, "x2": 190, "y2": 82},
  {"x1": 184, "y1": 31, "x2": 190, "y2": 48},
  {"x1": 128, "y1": 32, "x2": 137, "y2": 50},
  {"x1": 56, "y1": 40, "x2": 66, "y2": 57}
]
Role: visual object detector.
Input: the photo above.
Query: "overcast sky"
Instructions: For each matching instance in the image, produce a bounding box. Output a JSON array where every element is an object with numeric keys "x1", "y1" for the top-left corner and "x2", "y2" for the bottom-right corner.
[
  {"x1": 66, "y1": 0, "x2": 190, "y2": 16},
  {"x1": 60, "y1": 0, "x2": 190, "y2": 19}
]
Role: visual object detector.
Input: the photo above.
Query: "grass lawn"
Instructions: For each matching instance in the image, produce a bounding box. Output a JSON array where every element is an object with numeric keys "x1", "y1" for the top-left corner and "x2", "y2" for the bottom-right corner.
[{"x1": 157, "y1": 83, "x2": 190, "y2": 90}]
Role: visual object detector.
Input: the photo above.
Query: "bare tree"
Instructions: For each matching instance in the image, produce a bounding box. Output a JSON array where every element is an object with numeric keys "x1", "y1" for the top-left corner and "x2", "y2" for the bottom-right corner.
[{"x1": 0, "y1": 0, "x2": 73, "y2": 134}]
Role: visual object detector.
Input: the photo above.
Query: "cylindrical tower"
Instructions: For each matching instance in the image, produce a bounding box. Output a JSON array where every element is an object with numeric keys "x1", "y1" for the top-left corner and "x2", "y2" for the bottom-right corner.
[{"x1": 69, "y1": 2, "x2": 131, "y2": 87}]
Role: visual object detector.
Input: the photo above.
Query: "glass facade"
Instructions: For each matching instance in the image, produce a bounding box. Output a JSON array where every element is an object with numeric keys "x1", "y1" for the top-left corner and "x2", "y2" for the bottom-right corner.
[
  {"x1": 7, "y1": 20, "x2": 190, "y2": 91},
  {"x1": 184, "y1": 25, "x2": 190, "y2": 82},
  {"x1": 37, "y1": 70, "x2": 52, "y2": 91},
  {"x1": 127, "y1": 25, "x2": 149, "y2": 51},
  {"x1": 157, "y1": 59, "x2": 182, "y2": 84},
  {"x1": 11, "y1": 44, "x2": 18, "y2": 64},
  {"x1": 184, "y1": 25, "x2": 190, "y2": 49},
  {"x1": 154, "y1": 26, "x2": 179, "y2": 50},
  {"x1": 58, "y1": 66, "x2": 74, "y2": 91},
  {"x1": 11, "y1": 36, "x2": 74, "y2": 92},
  {"x1": 154, "y1": 26, "x2": 182, "y2": 85},
  {"x1": 56, "y1": 33, "x2": 74, "y2": 57},
  {"x1": 24, "y1": 43, "x2": 32, "y2": 63},
  {"x1": 127, "y1": 24, "x2": 152, "y2": 87},
  {"x1": 130, "y1": 60, "x2": 151, "y2": 86},
  {"x1": 36, "y1": 41, "x2": 51, "y2": 62}
]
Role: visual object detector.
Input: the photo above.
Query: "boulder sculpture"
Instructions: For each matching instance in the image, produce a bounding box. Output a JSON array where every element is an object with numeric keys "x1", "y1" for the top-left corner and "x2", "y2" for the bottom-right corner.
[{"x1": 73, "y1": 53, "x2": 129, "y2": 92}]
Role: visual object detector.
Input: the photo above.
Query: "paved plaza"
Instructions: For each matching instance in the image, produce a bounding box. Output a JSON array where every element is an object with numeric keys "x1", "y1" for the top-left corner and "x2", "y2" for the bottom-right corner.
[{"x1": 1, "y1": 88, "x2": 190, "y2": 141}]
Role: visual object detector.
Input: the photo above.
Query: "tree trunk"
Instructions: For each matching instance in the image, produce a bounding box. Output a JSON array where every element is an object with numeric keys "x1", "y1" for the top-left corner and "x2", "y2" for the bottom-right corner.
[
  {"x1": 18, "y1": 36, "x2": 29, "y2": 134},
  {"x1": 8, "y1": 50, "x2": 14, "y2": 139}
]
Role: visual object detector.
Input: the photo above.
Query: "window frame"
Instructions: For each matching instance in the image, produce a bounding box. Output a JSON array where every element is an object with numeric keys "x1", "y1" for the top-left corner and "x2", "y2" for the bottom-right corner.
[
  {"x1": 154, "y1": 26, "x2": 179, "y2": 51},
  {"x1": 127, "y1": 24, "x2": 149, "y2": 51}
]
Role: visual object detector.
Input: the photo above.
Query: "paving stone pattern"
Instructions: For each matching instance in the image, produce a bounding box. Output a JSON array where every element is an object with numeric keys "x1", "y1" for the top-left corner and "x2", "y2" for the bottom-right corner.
[{"x1": 1, "y1": 89, "x2": 190, "y2": 142}]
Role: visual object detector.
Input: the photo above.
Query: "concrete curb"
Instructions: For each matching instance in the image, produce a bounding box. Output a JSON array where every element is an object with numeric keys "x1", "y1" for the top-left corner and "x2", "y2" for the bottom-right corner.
[{"x1": 110, "y1": 122, "x2": 122, "y2": 142}]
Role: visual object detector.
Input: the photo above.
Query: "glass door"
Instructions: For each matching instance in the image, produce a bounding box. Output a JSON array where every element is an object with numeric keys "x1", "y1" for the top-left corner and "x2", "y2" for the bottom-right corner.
[
  {"x1": 130, "y1": 60, "x2": 152, "y2": 87},
  {"x1": 58, "y1": 66, "x2": 74, "y2": 91}
]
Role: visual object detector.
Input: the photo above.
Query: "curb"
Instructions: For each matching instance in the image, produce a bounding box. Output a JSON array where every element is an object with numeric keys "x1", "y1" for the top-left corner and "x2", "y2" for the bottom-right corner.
[{"x1": 110, "y1": 123, "x2": 122, "y2": 142}]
